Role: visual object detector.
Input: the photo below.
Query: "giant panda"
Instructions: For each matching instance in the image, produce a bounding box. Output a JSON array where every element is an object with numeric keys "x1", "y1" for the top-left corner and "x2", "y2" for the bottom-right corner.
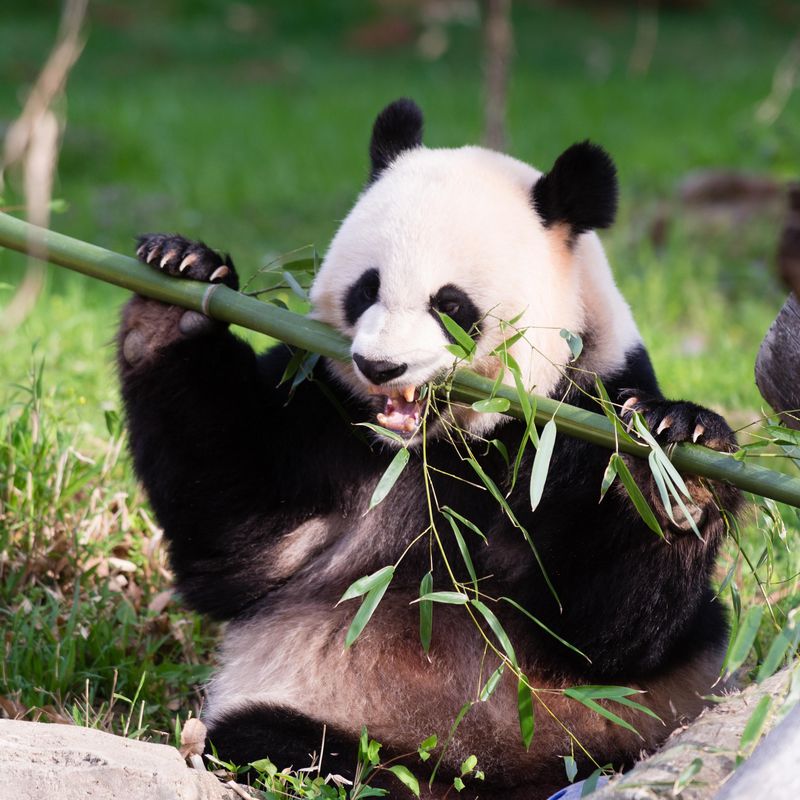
[{"x1": 118, "y1": 99, "x2": 741, "y2": 799}]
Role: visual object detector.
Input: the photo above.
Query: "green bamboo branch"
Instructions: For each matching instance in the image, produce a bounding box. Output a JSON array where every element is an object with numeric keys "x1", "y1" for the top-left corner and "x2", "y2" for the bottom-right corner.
[{"x1": 2, "y1": 210, "x2": 800, "y2": 507}]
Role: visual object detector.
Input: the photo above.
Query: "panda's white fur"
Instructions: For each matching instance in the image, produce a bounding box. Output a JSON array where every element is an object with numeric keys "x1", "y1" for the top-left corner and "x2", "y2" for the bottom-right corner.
[{"x1": 310, "y1": 145, "x2": 641, "y2": 437}]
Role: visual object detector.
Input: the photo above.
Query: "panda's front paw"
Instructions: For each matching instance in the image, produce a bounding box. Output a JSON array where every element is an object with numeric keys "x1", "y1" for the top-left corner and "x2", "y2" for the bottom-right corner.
[
  {"x1": 619, "y1": 391, "x2": 736, "y2": 453},
  {"x1": 135, "y1": 233, "x2": 239, "y2": 289}
]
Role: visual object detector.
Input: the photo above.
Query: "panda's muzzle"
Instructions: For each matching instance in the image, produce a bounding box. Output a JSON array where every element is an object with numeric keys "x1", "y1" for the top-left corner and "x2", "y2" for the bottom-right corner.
[
  {"x1": 352, "y1": 355, "x2": 424, "y2": 434},
  {"x1": 352, "y1": 354, "x2": 407, "y2": 385}
]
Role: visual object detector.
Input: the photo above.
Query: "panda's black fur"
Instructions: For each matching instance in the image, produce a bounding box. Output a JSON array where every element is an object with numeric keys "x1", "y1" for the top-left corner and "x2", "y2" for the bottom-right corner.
[{"x1": 118, "y1": 100, "x2": 740, "y2": 799}]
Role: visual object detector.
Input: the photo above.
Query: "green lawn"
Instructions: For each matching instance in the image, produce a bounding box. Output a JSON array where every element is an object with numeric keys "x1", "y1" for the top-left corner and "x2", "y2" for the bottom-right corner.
[{"x1": 1, "y1": 0, "x2": 799, "y2": 776}]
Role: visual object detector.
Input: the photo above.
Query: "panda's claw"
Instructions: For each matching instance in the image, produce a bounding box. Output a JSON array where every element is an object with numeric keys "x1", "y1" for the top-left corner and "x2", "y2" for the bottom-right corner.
[
  {"x1": 621, "y1": 396, "x2": 639, "y2": 415},
  {"x1": 210, "y1": 265, "x2": 230, "y2": 283},
  {"x1": 625, "y1": 396, "x2": 735, "y2": 453},
  {"x1": 179, "y1": 253, "x2": 197, "y2": 273},
  {"x1": 160, "y1": 250, "x2": 179, "y2": 270},
  {"x1": 134, "y1": 233, "x2": 239, "y2": 289}
]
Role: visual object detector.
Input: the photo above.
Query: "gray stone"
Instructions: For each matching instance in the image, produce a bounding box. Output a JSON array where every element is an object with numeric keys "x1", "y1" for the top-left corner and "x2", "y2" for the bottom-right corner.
[
  {"x1": 715, "y1": 704, "x2": 800, "y2": 800},
  {"x1": 588, "y1": 667, "x2": 798, "y2": 800},
  {"x1": 0, "y1": 719, "x2": 233, "y2": 800}
]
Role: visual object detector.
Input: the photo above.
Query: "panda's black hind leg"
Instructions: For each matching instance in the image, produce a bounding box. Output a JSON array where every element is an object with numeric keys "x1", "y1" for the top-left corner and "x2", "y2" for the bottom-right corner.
[
  {"x1": 135, "y1": 232, "x2": 239, "y2": 289},
  {"x1": 207, "y1": 705, "x2": 360, "y2": 779}
]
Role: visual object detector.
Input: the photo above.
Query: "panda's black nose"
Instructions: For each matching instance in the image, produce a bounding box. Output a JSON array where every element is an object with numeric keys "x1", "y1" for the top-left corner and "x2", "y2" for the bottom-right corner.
[{"x1": 353, "y1": 354, "x2": 408, "y2": 385}]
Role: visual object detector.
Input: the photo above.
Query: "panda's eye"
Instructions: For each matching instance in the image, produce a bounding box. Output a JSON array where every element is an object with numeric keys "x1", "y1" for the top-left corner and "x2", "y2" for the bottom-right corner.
[
  {"x1": 430, "y1": 284, "x2": 482, "y2": 343},
  {"x1": 362, "y1": 282, "x2": 379, "y2": 302},
  {"x1": 436, "y1": 299, "x2": 460, "y2": 316},
  {"x1": 344, "y1": 268, "x2": 381, "y2": 326}
]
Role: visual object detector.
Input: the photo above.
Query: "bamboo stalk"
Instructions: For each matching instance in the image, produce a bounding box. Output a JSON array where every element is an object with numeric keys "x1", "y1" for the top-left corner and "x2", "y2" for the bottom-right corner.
[{"x1": 2, "y1": 211, "x2": 800, "y2": 507}]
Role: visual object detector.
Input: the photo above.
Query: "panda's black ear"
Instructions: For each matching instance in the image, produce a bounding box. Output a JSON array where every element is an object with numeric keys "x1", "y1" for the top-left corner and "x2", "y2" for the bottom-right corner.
[
  {"x1": 369, "y1": 99, "x2": 424, "y2": 183},
  {"x1": 531, "y1": 141, "x2": 618, "y2": 239}
]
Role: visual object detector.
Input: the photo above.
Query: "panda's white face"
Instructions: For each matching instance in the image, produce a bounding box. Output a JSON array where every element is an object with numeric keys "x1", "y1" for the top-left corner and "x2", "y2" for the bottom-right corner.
[{"x1": 309, "y1": 102, "x2": 640, "y2": 441}]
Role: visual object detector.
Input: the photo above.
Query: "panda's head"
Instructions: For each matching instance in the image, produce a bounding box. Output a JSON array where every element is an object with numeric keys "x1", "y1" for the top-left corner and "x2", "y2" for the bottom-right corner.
[{"x1": 309, "y1": 99, "x2": 640, "y2": 442}]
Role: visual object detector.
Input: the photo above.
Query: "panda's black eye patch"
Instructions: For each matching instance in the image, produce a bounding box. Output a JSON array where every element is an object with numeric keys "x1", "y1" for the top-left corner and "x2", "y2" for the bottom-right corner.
[
  {"x1": 344, "y1": 268, "x2": 380, "y2": 326},
  {"x1": 430, "y1": 284, "x2": 481, "y2": 341}
]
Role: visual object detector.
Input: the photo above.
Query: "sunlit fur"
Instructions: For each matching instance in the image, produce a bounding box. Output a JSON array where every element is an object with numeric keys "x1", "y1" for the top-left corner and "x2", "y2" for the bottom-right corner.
[{"x1": 310, "y1": 145, "x2": 640, "y2": 438}]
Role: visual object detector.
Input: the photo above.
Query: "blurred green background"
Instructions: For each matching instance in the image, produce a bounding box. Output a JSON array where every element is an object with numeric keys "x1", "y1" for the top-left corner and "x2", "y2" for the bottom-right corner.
[
  {"x1": 3, "y1": 0, "x2": 800, "y2": 422},
  {"x1": 2, "y1": 0, "x2": 800, "y2": 743}
]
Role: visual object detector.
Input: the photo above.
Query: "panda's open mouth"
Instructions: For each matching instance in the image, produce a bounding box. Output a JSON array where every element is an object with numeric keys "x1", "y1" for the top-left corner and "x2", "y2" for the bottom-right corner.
[{"x1": 367, "y1": 384, "x2": 422, "y2": 434}]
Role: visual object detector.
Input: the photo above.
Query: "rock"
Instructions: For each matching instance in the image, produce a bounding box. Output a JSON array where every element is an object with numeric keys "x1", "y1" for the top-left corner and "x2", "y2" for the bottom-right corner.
[
  {"x1": 0, "y1": 719, "x2": 233, "y2": 800},
  {"x1": 715, "y1": 703, "x2": 800, "y2": 800},
  {"x1": 588, "y1": 667, "x2": 798, "y2": 799}
]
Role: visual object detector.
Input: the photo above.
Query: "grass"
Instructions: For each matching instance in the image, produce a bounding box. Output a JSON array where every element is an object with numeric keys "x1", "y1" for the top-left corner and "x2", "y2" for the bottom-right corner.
[{"x1": 1, "y1": 0, "x2": 799, "y2": 784}]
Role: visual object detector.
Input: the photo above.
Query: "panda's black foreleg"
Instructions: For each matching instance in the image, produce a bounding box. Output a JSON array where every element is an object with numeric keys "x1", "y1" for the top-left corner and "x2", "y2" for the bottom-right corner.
[
  {"x1": 618, "y1": 389, "x2": 741, "y2": 530},
  {"x1": 117, "y1": 235, "x2": 303, "y2": 612}
]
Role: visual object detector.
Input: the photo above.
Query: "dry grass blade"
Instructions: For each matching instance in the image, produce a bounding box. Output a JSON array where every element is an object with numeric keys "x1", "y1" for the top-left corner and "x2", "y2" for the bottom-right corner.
[{"x1": 0, "y1": 0, "x2": 87, "y2": 332}]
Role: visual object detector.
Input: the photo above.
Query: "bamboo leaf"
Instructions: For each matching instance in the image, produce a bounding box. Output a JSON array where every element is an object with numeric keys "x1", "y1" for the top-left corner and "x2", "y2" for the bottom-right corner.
[
  {"x1": 560, "y1": 328, "x2": 583, "y2": 361},
  {"x1": 419, "y1": 572, "x2": 433, "y2": 655},
  {"x1": 460, "y1": 755, "x2": 478, "y2": 776},
  {"x1": 634, "y1": 415, "x2": 691, "y2": 499},
  {"x1": 517, "y1": 674, "x2": 535, "y2": 749},
  {"x1": 611, "y1": 453, "x2": 664, "y2": 538},
  {"x1": 501, "y1": 596, "x2": 590, "y2": 663},
  {"x1": 479, "y1": 664, "x2": 504, "y2": 702},
  {"x1": 445, "y1": 515, "x2": 478, "y2": 594},
  {"x1": 638, "y1": 419, "x2": 700, "y2": 535},
  {"x1": 511, "y1": 395, "x2": 538, "y2": 492},
  {"x1": 368, "y1": 448, "x2": 410, "y2": 510},
  {"x1": 471, "y1": 599, "x2": 517, "y2": 666},
  {"x1": 599, "y1": 455, "x2": 618, "y2": 501},
  {"x1": 418, "y1": 733, "x2": 437, "y2": 761},
  {"x1": 387, "y1": 765, "x2": 420, "y2": 797},
  {"x1": 673, "y1": 757, "x2": 703, "y2": 795},
  {"x1": 738, "y1": 694, "x2": 772, "y2": 755},
  {"x1": 415, "y1": 591, "x2": 469, "y2": 605},
  {"x1": 564, "y1": 755, "x2": 578, "y2": 783},
  {"x1": 345, "y1": 578, "x2": 393, "y2": 648},
  {"x1": 280, "y1": 256, "x2": 318, "y2": 274},
  {"x1": 530, "y1": 419, "x2": 556, "y2": 512},
  {"x1": 282, "y1": 270, "x2": 308, "y2": 301},
  {"x1": 472, "y1": 397, "x2": 510, "y2": 414},
  {"x1": 437, "y1": 312, "x2": 476, "y2": 355},
  {"x1": 757, "y1": 617, "x2": 799, "y2": 682},
  {"x1": 594, "y1": 377, "x2": 636, "y2": 444},
  {"x1": 564, "y1": 690, "x2": 640, "y2": 737},
  {"x1": 429, "y1": 702, "x2": 473, "y2": 785},
  {"x1": 580, "y1": 768, "x2": 605, "y2": 797},
  {"x1": 441, "y1": 507, "x2": 487, "y2": 542},
  {"x1": 339, "y1": 565, "x2": 395, "y2": 604},
  {"x1": 648, "y1": 451, "x2": 678, "y2": 526},
  {"x1": 725, "y1": 605, "x2": 765, "y2": 677},
  {"x1": 356, "y1": 422, "x2": 407, "y2": 444},
  {"x1": 611, "y1": 695, "x2": 663, "y2": 722},
  {"x1": 446, "y1": 343, "x2": 470, "y2": 359},
  {"x1": 563, "y1": 684, "x2": 641, "y2": 700},
  {"x1": 467, "y1": 458, "x2": 507, "y2": 507},
  {"x1": 488, "y1": 438, "x2": 510, "y2": 467}
]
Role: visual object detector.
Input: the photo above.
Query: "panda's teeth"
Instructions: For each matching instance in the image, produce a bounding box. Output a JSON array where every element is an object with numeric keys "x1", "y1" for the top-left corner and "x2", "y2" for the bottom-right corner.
[{"x1": 402, "y1": 385, "x2": 416, "y2": 403}]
